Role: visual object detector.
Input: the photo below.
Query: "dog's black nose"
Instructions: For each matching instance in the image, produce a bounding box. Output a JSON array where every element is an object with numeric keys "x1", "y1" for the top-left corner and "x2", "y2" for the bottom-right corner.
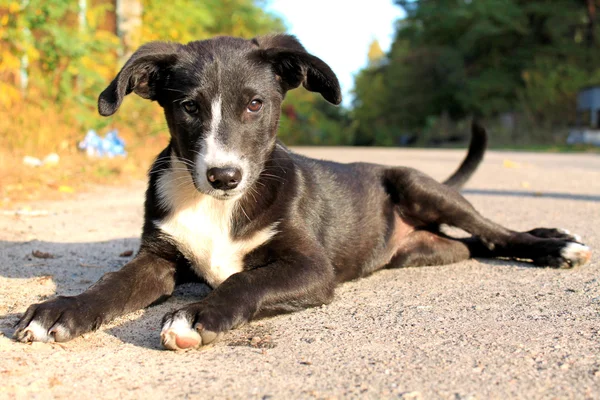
[{"x1": 206, "y1": 167, "x2": 242, "y2": 190}]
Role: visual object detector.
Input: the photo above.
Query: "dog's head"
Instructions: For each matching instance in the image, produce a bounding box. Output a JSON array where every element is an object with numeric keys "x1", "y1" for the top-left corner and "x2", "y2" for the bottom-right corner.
[{"x1": 98, "y1": 34, "x2": 341, "y2": 200}]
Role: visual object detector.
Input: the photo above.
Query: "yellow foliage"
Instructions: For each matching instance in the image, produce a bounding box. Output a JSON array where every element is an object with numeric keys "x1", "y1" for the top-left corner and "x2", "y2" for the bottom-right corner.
[
  {"x1": 0, "y1": 82, "x2": 21, "y2": 107},
  {"x1": 58, "y1": 185, "x2": 75, "y2": 193},
  {"x1": 367, "y1": 40, "x2": 384, "y2": 63},
  {"x1": 0, "y1": 51, "x2": 21, "y2": 71},
  {"x1": 25, "y1": 46, "x2": 40, "y2": 61},
  {"x1": 1, "y1": 0, "x2": 284, "y2": 158},
  {"x1": 81, "y1": 54, "x2": 115, "y2": 80},
  {"x1": 8, "y1": 2, "x2": 20, "y2": 13}
]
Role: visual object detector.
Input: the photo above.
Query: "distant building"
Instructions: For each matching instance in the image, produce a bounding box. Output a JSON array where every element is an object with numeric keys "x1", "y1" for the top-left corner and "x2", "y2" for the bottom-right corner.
[
  {"x1": 577, "y1": 85, "x2": 600, "y2": 128},
  {"x1": 568, "y1": 85, "x2": 600, "y2": 145}
]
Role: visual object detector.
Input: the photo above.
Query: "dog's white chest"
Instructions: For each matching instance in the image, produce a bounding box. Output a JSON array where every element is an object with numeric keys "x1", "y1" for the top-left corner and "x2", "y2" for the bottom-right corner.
[{"x1": 155, "y1": 159, "x2": 277, "y2": 287}]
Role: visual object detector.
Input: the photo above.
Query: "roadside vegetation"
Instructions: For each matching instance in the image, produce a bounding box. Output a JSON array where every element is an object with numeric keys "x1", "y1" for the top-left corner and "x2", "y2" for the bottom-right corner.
[{"x1": 1, "y1": 0, "x2": 599, "y2": 204}]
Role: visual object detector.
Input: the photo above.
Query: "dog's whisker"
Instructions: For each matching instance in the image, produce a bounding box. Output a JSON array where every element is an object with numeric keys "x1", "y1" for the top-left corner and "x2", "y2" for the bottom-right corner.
[
  {"x1": 237, "y1": 202, "x2": 251, "y2": 223},
  {"x1": 172, "y1": 180, "x2": 195, "y2": 193},
  {"x1": 164, "y1": 87, "x2": 186, "y2": 94},
  {"x1": 149, "y1": 170, "x2": 193, "y2": 177},
  {"x1": 170, "y1": 159, "x2": 196, "y2": 168},
  {"x1": 172, "y1": 97, "x2": 188, "y2": 104},
  {"x1": 261, "y1": 173, "x2": 287, "y2": 183},
  {"x1": 263, "y1": 163, "x2": 293, "y2": 169},
  {"x1": 247, "y1": 186, "x2": 259, "y2": 204},
  {"x1": 260, "y1": 178, "x2": 286, "y2": 186},
  {"x1": 149, "y1": 167, "x2": 192, "y2": 174},
  {"x1": 169, "y1": 175, "x2": 194, "y2": 183},
  {"x1": 262, "y1": 166, "x2": 293, "y2": 174}
]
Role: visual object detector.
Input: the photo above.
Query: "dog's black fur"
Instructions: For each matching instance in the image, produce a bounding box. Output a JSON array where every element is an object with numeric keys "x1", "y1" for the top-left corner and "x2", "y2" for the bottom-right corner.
[{"x1": 14, "y1": 34, "x2": 591, "y2": 349}]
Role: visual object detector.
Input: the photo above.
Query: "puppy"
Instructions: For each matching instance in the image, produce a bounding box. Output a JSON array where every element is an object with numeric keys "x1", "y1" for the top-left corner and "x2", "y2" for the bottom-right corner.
[{"x1": 14, "y1": 34, "x2": 592, "y2": 349}]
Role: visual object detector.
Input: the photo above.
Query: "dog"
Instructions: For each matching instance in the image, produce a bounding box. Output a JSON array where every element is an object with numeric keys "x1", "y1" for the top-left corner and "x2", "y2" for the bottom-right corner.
[{"x1": 14, "y1": 34, "x2": 592, "y2": 350}]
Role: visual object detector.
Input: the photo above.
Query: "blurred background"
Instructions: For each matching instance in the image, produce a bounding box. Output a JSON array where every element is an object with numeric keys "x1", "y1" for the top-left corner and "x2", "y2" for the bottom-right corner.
[{"x1": 1, "y1": 0, "x2": 600, "y2": 202}]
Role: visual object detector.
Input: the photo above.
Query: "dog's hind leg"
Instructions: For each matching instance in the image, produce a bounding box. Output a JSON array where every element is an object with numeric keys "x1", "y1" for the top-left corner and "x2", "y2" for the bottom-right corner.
[
  {"x1": 383, "y1": 167, "x2": 591, "y2": 268},
  {"x1": 387, "y1": 230, "x2": 471, "y2": 269}
]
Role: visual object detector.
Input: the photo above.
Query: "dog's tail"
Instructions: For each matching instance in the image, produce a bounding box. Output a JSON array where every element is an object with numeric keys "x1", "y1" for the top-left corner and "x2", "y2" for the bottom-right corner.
[{"x1": 442, "y1": 121, "x2": 487, "y2": 189}]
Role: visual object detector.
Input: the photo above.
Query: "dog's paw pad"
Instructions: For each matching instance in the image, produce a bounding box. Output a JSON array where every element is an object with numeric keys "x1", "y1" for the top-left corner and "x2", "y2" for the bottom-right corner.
[
  {"x1": 160, "y1": 317, "x2": 202, "y2": 350},
  {"x1": 560, "y1": 242, "x2": 592, "y2": 268}
]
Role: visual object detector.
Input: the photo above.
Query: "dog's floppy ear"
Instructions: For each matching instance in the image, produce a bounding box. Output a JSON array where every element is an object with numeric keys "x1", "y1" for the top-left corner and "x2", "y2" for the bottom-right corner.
[
  {"x1": 98, "y1": 42, "x2": 180, "y2": 116},
  {"x1": 253, "y1": 34, "x2": 342, "y2": 105}
]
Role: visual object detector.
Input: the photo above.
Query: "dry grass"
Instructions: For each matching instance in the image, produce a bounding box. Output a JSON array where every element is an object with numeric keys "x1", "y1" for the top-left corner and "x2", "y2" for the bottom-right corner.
[
  {"x1": 0, "y1": 136, "x2": 168, "y2": 205},
  {"x1": 0, "y1": 97, "x2": 171, "y2": 206}
]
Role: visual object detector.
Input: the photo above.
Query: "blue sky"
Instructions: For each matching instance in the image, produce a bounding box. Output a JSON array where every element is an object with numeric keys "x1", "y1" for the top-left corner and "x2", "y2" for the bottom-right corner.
[{"x1": 267, "y1": 0, "x2": 404, "y2": 106}]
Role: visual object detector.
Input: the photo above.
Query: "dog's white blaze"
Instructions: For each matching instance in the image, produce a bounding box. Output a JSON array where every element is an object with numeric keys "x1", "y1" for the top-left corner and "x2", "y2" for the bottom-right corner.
[
  {"x1": 201, "y1": 96, "x2": 245, "y2": 168},
  {"x1": 156, "y1": 156, "x2": 278, "y2": 287},
  {"x1": 209, "y1": 95, "x2": 222, "y2": 138}
]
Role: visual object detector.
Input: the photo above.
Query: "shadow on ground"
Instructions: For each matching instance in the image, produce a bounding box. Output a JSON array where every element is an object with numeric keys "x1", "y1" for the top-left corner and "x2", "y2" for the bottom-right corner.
[
  {"x1": 0, "y1": 231, "x2": 548, "y2": 350},
  {"x1": 463, "y1": 189, "x2": 600, "y2": 202},
  {"x1": 0, "y1": 238, "x2": 213, "y2": 349}
]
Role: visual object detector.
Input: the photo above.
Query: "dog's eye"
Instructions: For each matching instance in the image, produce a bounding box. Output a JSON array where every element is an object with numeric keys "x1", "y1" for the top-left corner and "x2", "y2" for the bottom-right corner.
[
  {"x1": 247, "y1": 99, "x2": 263, "y2": 113},
  {"x1": 181, "y1": 100, "x2": 198, "y2": 114}
]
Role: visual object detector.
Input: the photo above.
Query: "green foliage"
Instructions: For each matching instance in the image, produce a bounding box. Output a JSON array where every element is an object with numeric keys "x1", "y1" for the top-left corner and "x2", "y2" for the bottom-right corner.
[
  {"x1": 1, "y1": 0, "x2": 119, "y2": 102},
  {"x1": 1, "y1": 0, "x2": 355, "y2": 151},
  {"x1": 352, "y1": 0, "x2": 600, "y2": 145},
  {"x1": 279, "y1": 90, "x2": 352, "y2": 146},
  {"x1": 352, "y1": 64, "x2": 391, "y2": 145},
  {"x1": 142, "y1": 0, "x2": 284, "y2": 43}
]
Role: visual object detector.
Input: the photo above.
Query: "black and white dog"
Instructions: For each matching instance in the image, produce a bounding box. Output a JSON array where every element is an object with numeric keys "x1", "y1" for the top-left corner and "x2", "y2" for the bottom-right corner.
[{"x1": 14, "y1": 34, "x2": 591, "y2": 350}]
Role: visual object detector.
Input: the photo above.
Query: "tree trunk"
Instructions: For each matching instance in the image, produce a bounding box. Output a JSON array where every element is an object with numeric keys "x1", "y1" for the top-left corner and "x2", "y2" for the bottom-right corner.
[
  {"x1": 586, "y1": 0, "x2": 596, "y2": 48},
  {"x1": 116, "y1": 0, "x2": 143, "y2": 60}
]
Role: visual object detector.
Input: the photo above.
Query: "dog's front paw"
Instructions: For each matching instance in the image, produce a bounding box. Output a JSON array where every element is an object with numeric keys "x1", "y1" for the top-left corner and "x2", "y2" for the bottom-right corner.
[
  {"x1": 533, "y1": 241, "x2": 592, "y2": 269},
  {"x1": 13, "y1": 296, "x2": 98, "y2": 343},
  {"x1": 160, "y1": 305, "x2": 226, "y2": 351}
]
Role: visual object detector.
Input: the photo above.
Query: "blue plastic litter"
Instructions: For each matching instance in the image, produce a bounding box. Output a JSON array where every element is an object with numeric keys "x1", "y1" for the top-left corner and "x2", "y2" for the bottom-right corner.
[{"x1": 78, "y1": 129, "x2": 127, "y2": 158}]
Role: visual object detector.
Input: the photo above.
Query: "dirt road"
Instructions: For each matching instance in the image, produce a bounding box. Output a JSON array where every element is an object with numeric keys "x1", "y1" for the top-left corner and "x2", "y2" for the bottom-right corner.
[{"x1": 1, "y1": 148, "x2": 599, "y2": 399}]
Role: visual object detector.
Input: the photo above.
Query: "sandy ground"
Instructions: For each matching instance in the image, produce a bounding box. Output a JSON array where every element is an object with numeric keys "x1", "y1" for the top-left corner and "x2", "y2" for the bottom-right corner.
[{"x1": 1, "y1": 148, "x2": 599, "y2": 399}]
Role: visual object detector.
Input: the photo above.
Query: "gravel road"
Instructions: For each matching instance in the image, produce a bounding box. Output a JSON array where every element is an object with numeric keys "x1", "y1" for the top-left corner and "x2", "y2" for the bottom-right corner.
[{"x1": 1, "y1": 148, "x2": 599, "y2": 399}]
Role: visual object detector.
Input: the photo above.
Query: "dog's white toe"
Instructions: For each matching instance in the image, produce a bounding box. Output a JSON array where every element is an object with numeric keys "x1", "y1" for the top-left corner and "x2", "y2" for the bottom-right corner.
[
  {"x1": 160, "y1": 317, "x2": 202, "y2": 350},
  {"x1": 560, "y1": 242, "x2": 592, "y2": 268},
  {"x1": 22, "y1": 320, "x2": 53, "y2": 343}
]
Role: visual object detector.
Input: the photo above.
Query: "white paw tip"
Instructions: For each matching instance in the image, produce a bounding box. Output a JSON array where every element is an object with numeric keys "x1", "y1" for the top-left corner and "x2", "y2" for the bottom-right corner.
[
  {"x1": 560, "y1": 242, "x2": 592, "y2": 267},
  {"x1": 160, "y1": 317, "x2": 201, "y2": 350},
  {"x1": 23, "y1": 320, "x2": 51, "y2": 342}
]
